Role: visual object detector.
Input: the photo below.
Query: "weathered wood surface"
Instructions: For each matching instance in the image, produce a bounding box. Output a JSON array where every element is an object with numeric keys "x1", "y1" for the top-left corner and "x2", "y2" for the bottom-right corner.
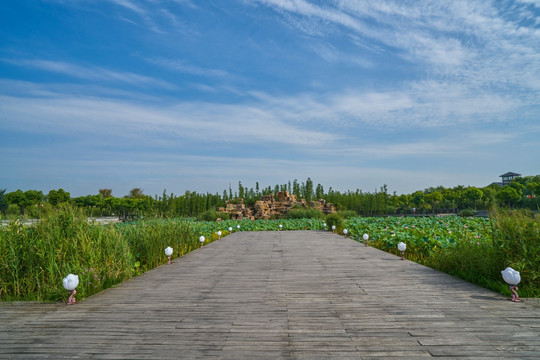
[{"x1": 1, "y1": 230, "x2": 539, "y2": 359}]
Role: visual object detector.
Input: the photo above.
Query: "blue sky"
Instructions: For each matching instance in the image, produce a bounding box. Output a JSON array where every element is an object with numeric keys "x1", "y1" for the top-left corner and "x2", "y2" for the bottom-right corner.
[{"x1": 1, "y1": 0, "x2": 539, "y2": 198}]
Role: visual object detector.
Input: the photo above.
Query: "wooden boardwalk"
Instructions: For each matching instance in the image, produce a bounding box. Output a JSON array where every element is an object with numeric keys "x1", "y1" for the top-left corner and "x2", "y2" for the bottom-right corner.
[{"x1": 1, "y1": 230, "x2": 539, "y2": 359}]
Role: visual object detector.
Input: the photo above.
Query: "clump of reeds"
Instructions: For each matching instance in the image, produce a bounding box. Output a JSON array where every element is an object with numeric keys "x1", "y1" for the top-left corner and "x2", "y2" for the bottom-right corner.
[
  {"x1": 427, "y1": 208, "x2": 539, "y2": 297},
  {"x1": 0, "y1": 207, "x2": 198, "y2": 302}
]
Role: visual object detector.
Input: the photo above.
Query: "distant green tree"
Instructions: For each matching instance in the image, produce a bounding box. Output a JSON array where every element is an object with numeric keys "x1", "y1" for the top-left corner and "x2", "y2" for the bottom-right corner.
[
  {"x1": 292, "y1": 179, "x2": 300, "y2": 197},
  {"x1": 304, "y1": 177, "x2": 314, "y2": 203},
  {"x1": 128, "y1": 188, "x2": 144, "y2": 199},
  {"x1": 47, "y1": 188, "x2": 71, "y2": 206},
  {"x1": 315, "y1": 183, "x2": 324, "y2": 199},
  {"x1": 425, "y1": 191, "x2": 443, "y2": 212},
  {"x1": 5, "y1": 189, "x2": 33, "y2": 215},
  {"x1": 508, "y1": 181, "x2": 525, "y2": 195},
  {"x1": 99, "y1": 189, "x2": 112, "y2": 198},
  {"x1": 463, "y1": 187, "x2": 483, "y2": 210},
  {"x1": 496, "y1": 187, "x2": 521, "y2": 208},
  {"x1": 533, "y1": 182, "x2": 540, "y2": 196},
  {"x1": 238, "y1": 181, "x2": 244, "y2": 199},
  {"x1": 481, "y1": 186, "x2": 496, "y2": 209},
  {"x1": 0, "y1": 189, "x2": 8, "y2": 216},
  {"x1": 411, "y1": 191, "x2": 425, "y2": 209}
]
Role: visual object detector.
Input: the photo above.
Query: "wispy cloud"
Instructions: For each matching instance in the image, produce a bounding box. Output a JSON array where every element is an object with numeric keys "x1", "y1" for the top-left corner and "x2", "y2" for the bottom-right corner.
[
  {"x1": 146, "y1": 58, "x2": 230, "y2": 78},
  {"x1": 108, "y1": 0, "x2": 145, "y2": 14},
  {"x1": 0, "y1": 93, "x2": 338, "y2": 147},
  {"x1": 256, "y1": 0, "x2": 540, "y2": 94},
  {"x1": 2, "y1": 59, "x2": 175, "y2": 89},
  {"x1": 248, "y1": 80, "x2": 521, "y2": 130},
  {"x1": 517, "y1": 0, "x2": 540, "y2": 7},
  {"x1": 0, "y1": 77, "x2": 525, "y2": 153}
]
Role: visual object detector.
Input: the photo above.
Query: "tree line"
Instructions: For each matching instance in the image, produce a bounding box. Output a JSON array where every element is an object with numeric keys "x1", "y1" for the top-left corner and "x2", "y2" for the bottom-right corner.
[{"x1": 1, "y1": 175, "x2": 539, "y2": 219}]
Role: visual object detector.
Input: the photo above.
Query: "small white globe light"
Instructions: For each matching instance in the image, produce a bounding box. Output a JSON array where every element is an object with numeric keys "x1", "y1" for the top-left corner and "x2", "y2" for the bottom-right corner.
[
  {"x1": 363, "y1": 234, "x2": 369, "y2": 241},
  {"x1": 397, "y1": 242, "x2": 406, "y2": 260},
  {"x1": 228, "y1": 227, "x2": 233, "y2": 232},
  {"x1": 343, "y1": 229, "x2": 348, "y2": 237},
  {"x1": 331, "y1": 225, "x2": 336, "y2": 233},
  {"x1": 237, "y1": 225, "x2": 240, "y2": 230},
  {"x1": 502, "y1": 267, "x2": 522, "y2": 302},
  {"x1": 199, "y1": 236, "x2": 205, "y2": 248},
  {"x1": 217, "y1": 230, "x2": 222, "y2": 239},
  {"x1": 502, "y1": 267, "x2": 520, "y2": 286},
  {"x1": 165, "y1": 246, "x2": 173, "y2": 264},
  {"x1": 63, "y1": 274, "x2": 79, "y2": 291},
  {"x1": 279, "y1": 224, "x2": 283, "y2": 230},
  {"x1": 63, "y1": 274, "x2": 79, "y2": 305}
]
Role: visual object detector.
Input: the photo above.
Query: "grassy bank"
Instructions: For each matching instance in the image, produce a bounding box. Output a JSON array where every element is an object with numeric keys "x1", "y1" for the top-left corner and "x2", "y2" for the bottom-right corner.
[
  {"x1": 0, "y1": 208, "x2": 205, "y2": 302},
  {"x1": 426, "y1": 209, "x2": 539, "y2": 298},
  {"x1": 345, "y1": 209, "x2": 540, "y2": 298}
]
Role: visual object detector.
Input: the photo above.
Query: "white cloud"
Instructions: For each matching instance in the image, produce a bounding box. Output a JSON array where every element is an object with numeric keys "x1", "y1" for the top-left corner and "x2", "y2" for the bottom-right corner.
[
  {"x1": 516, "y1": 0, "x2": 540, "y2": 7},
  {"x1": 257, "y1": 0, "x2": 540, "y2": 94},
  {"x1": 146, "y1": 58, "x2": 230, "y2": 77},
  {"x1": 108, "y1": 0, "x2": 145, "y2": 14},
  {"x1": 2, "y1": 59, "x2": 175, "y2": 89},
  {"x1": 0, "y1": 94, "x2": 338, "y2": 147},
  {"x1": 0, "y1": 75, "x2": 525, "y2": 158}
]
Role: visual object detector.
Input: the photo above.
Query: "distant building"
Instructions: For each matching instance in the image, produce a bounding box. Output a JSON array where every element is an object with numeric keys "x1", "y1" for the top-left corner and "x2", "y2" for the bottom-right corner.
[
  {"x1": 500, "y1": 172, "x2": 521, "y2": 185},
  {"x1": 489, "y1": 172, "x2": 522, "y2": 187}
]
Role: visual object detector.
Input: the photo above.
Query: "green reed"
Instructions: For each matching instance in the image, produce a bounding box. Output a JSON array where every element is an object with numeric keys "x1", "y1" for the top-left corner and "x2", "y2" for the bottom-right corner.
[
  {"x1": 0, "y1": 208, "x2": 199, "y2": 302},
  {"x1": 418, "y1": 210, "x2": 538, "y2": 297}
]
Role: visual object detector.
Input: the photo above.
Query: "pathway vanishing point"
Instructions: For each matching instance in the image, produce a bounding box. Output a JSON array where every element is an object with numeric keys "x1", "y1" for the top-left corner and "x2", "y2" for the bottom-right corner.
[{"x1": 1, "y1": 230, "x2": 539, "y2": 359}]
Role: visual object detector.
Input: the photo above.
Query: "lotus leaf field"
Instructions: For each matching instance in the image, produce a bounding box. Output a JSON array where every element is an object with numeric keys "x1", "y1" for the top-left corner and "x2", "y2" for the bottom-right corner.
[{"x1": 1, "y1": 209, "x2": 538, "y2": 302}]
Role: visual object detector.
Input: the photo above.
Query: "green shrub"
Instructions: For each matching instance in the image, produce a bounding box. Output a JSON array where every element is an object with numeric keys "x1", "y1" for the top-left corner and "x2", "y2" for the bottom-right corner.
[
  {"x1": 458, "y1": 209, "x2": 476, "y2": 217},
  {"x1": 338, "y1": 210, "x2": 357, "y2": 219},
  {"x1": 283, "y1": 207, "x2": 324, "y2": 219},
  {"x1": 325, "y1": 213, "x2": 344, "y2": 232},
  {"x1": 196, "y1": 210, "x2": 230, "y2": 221}
]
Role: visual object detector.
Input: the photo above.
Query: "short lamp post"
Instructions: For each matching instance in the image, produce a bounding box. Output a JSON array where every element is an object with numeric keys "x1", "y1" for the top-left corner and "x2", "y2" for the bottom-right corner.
[
  {"x1": 502, "y1": 267, "x2": 521, "y2": 302},
  {"x1": 63, "y1": 274, "x2": 79, "y2": 305},
  {"x1": 165, "y1": 246, "x2": 173, "y2": 264},
  {"x1": 237, "y1": 225, "x2": 240, "y2": 231},
  {"x1": 363, "y1": 233, "x2": 369, "y2": 247},
  {"x1": 279, "y1": 224, "x2": 283, "y2": 231},
  {"x1": 217, "y1": 230, "x2": 222, "y2": 239},
  {"x1": 331, "y1": 225, "x2": 336, "y2": 233},
  {"x1": 228, "y1": 227, "x2": 233, "y2": 233},
  {"x1": 199, "y1": 236, "x2": 205, "y2": 248},
  {"x1": 397, "y1": 242, "x2": 406, "y2": 260},
  {"x1": 343, "y1": 229, "x2": 348, "y2": 238}
]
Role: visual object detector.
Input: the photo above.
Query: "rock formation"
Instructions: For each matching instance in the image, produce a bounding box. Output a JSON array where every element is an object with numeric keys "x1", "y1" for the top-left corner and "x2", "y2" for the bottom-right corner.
[{"x1": 218, "y1": 191, "x2": 335, "y2": 220}]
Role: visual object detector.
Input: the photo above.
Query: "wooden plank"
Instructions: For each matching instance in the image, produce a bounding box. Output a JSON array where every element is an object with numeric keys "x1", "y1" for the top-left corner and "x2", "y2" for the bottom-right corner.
[{"x1": 1, "y1": 230, "x2": 539, "y2": 359}]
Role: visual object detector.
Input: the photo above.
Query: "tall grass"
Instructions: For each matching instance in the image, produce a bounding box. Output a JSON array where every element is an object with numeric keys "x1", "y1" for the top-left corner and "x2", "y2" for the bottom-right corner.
[
  {"x1": 424, "y1": 209, "x2": 539, "y2": 297},
  {"x1": 347, "y1": 211, "x2": 539, "y2": 298},
  {"x1": 0, "y1": 207, "x2": 200, "y2": 302}
]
